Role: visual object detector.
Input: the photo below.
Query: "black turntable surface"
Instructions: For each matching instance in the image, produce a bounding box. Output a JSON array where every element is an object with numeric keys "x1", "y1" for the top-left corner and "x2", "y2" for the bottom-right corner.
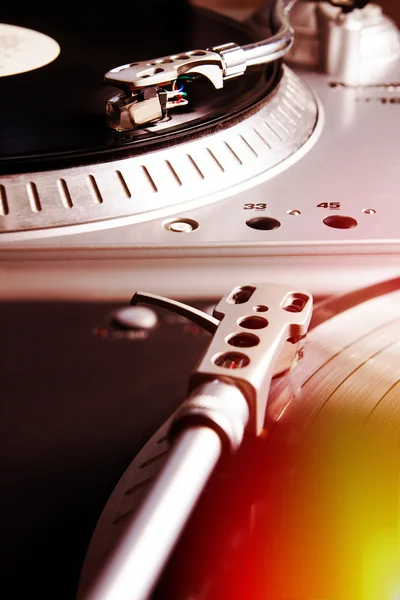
[
  {"x1": 0, "y1": 1, "x2": 278, "y2": 171},
  {"x1": 0, "y1": 298, "x2": 212, "y2": 599}
]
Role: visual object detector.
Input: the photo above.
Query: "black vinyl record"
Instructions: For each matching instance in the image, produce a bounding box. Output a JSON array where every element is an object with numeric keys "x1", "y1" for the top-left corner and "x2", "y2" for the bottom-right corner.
[{"x1": 0, "y1": 1, "x2": 279, "y2": 171}]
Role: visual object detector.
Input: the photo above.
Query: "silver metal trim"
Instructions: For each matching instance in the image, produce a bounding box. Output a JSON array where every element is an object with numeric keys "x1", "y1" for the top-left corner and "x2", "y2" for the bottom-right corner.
[{"x1": 0, "y1": 68, "x2": 320, "y2": 239}]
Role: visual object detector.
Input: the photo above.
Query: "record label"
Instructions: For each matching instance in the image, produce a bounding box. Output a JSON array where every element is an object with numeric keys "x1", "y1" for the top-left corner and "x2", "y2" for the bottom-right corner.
[{"x1": 0, "y1": 23, "x2": 60, "y2": 77}]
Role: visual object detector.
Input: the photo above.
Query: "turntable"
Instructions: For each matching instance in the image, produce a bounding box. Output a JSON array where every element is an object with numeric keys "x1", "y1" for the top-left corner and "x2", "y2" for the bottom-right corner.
[
  {"x1": 1, "y1": 2, "x2": 400, "y2": 600},
  {"x1": 1, "y1": 0, "x2": 400, "y2": 300}
]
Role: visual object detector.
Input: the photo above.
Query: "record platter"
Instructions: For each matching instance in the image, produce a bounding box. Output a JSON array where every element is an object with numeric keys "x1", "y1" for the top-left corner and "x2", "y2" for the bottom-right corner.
[{"x1": 1, "y1": 1, "x2": 400, "y2": 600}]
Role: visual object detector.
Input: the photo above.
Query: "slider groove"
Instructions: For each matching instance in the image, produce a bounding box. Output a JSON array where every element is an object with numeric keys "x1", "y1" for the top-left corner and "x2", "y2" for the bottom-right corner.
[
  {"x1": 57, "y1": 179, "x2": 73, "y2": 208},
  {"x1": 0, "y1": 185, "x2": 9, "y2": 215},
  {"x1": 125, "y1": 476, "x2": 155, "y2": 496},
  {"x1": 115, "y1": 170, "x2": 131, "y2": 198},
  {"x1": 224, "y1": 141, "x2": 243, "y2": 165},
  {"x1": 264, "y1": 119, "x2": 283, "y2": 141},
  {"x1": 253, "y1": 127, "x2": 271, "y2": 149},
  {"x1": 27, "y1": 182, "x2": 41, "y2": 213},
  {"x1": 87, "y1": 175, "x2": 103, "y2": 204},
  {"x1": 187, "y1": 154, "x2": 204, "y2": 179},
  {"x1": 141, "y1": 165, "x2": 158, "y2": 192},
  {"x1": 282, "y1": 97, "x2": 302, "y2": 118},
  {"x1": 207, "y1": 148, "x2": 225, "y2": 172},
  {"x1": 277, "y1": 105, "x2": 296, "y2": 127},
  {"x1": 270, "y1": 112, "x2": 290, "y2": 134},
  {"x1": 166, "y1": 160, "x2": 182, "y2": 186},
  {"x1": 139, "y1": 448, "x2": 170, "y2": 469},
  {"x1": 240, "y1": 134, "x2": 258, "y2": 157}
]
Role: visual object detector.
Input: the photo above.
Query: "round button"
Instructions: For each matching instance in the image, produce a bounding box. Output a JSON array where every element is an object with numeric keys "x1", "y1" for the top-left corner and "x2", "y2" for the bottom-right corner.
[
  {"x1": 112, "y1": 306, "x2": 158, "y2": 330},
  {"x1": 163, "y1": 218, "x2": 199, "y2": 233},
  {"x1": 323, "y1": 215, "x2": 358, "y2": 229},
  {"x1": 246, "y1": 217, "x2": 281, "y2": 231},
  {"x1": 168, "y1": 222, "x2": 193, "y2": 233}
]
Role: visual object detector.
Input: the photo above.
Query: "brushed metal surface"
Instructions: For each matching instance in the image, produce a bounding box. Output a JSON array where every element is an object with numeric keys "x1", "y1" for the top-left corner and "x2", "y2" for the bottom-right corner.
[{"x1": 0, "y1": 68, "x2": 318, "y2": 235}]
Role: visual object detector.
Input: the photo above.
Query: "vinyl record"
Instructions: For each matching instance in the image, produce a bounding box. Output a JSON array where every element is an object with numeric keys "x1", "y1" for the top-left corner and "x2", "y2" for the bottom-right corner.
[
  {"x1": 78, "y1": 279, "x2": 400, "y2": 600},
  {"x1": 0, "y1": 1, "x2": 279, "y2": 172}
]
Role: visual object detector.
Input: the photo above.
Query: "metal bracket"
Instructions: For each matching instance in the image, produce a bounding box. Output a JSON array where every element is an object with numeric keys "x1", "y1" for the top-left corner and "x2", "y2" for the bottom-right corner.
[
  {"x1": 131, "y1": 291, "x2": 219, "y2": 334},
  {"x1": 105, "y1": 49, "x2": 226, "y2": 93},
  {"x1": 131, "y1": 283, "x2": 313, "y2": 435}
]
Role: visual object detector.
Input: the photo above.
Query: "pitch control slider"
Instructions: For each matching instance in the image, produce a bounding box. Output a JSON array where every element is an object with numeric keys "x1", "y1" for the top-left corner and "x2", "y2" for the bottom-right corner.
[{"x1": 82, "y1": 283, "x2": 312, "y2": 600}]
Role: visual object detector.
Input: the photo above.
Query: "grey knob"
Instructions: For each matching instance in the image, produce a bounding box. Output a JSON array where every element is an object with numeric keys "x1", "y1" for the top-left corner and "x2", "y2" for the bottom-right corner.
[{"x1": 112, "y1": 306, "x2": 158, "y2": 330}]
